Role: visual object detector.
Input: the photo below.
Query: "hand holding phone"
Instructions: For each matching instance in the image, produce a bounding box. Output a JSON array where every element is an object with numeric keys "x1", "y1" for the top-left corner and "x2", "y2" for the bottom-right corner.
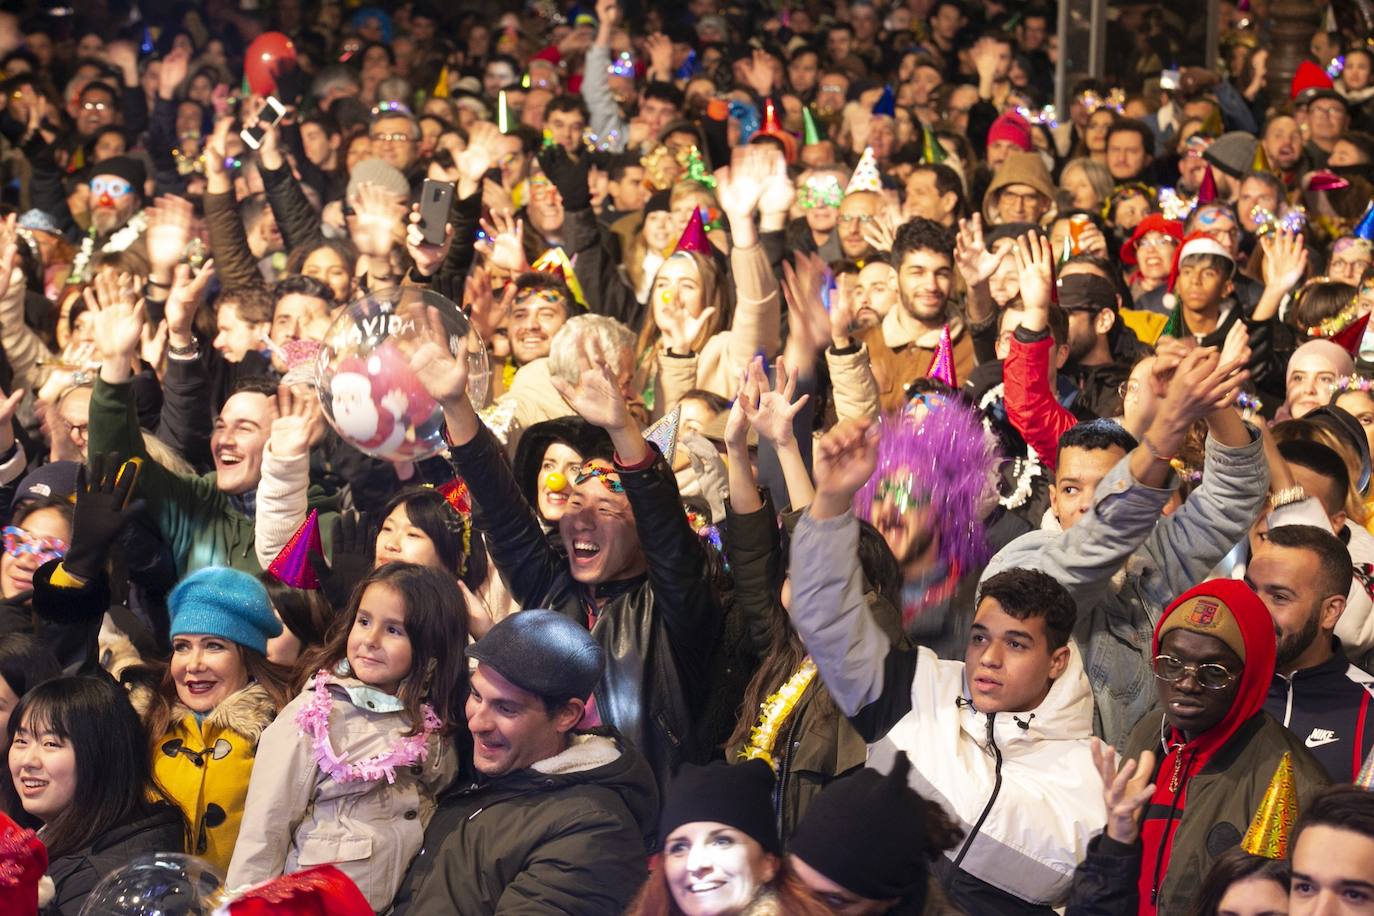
[
  {"x1": 241, "y1": 96, "x2": 287, "y2": 150},
  {"x1": 419, "y1": 179, "x2": 455, "y2": 246}
]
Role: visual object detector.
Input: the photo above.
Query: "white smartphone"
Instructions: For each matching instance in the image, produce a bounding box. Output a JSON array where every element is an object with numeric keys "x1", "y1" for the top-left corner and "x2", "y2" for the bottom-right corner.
[{"x1": 240, "y1": 96, "x2": 287, "y2": 150}]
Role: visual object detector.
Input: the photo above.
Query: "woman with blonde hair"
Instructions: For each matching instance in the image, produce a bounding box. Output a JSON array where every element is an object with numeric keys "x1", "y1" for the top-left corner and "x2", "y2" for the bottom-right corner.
[{"x1": 1058, "y1": 157, "x2": 1114, "y2": 212}]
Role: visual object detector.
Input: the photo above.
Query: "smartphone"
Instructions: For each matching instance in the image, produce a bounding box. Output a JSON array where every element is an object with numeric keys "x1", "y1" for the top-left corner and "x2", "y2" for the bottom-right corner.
[
  {"x1": 1160, "y1": 69, "x2": 1180, "y2": 92},
  {"x1": 240, "y1": 96, "x2": 287, "y2": 150},
  {"x1": 419, "y1": 179, "x2": 455, "y2": 246}
]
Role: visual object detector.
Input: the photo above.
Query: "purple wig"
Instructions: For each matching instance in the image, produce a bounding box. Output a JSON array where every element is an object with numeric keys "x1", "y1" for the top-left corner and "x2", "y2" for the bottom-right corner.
[{"x1": 853, "y1": 400, "x2": 1002, "y2": 573}]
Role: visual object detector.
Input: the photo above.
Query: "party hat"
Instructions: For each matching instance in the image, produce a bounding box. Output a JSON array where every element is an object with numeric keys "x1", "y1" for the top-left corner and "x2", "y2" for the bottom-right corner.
[
  {"x1": 1058, "y1": 233, "x2": 1073, "y2": 268},
  {"x1": 497, "y1": 89, "x2": 512, "y2": 134},
  {"x1": 872, "y1": 85, "x2": 896, "y2": 117},
  {"x1": 846, "y1": 147, "x2": 882, "y2": 194},
  {"x1": 920, "y1": 124, "x2": 947, "y2": 164},
  {"x1": 802, "y1": 107, "x2": 822, "y2": 145},
  {"x1": 1329, "y1": 312, "x2": 1370, "y2": 354},
  {"x1": 1200, "y1": 105, "x2": 1224, "y2": 137},
  {"x1": 1308, "y1": 170, "x2": 1350, "y2": 191},
  {"x1": 926, "y1": 325, "x2": 957, "y2": 387},
  {"x1": 436, "y1": 477, "x2": 472, "y2": 515},
  {"x1": 266, "y1": 509, "x2": 324, "y2": 590},
  {"x1": 674, "y1": 207, "x2": 712, "y2": 255},
  {"x1": 1159, "y1": 301, "x2": 1185, "y2": 340},
  {"x1": 1251, "y1": 140, "x2": 1272, "y2": 174},
  {"x1": 531, "y1": 246, "x2": 588, "y2": 307},
  {"x1": 758, "y1": 98, "x2": 798, "y2": 163},
  {"x1": 643, "y1": 403, "x2": 681, "y2": 464},
  {"x1": 1196, "y1": 165, "x2": 1218, "y2": 205},
  {"x1": 684, "y1": 146, "x2": 717, "y2": 189},
  {"x1": 432, "y1": 65, "x2": 450, "y2": 99},
  {"x1": 1355, "y1": 202, "x2": 1374, "y2": 241},
  {"x1": 1357, "y1": 746, "x2": 1374, "y2": 788},
  {"x1": 1240, "y1": 752, "x2": 1299, "y2": 858}
]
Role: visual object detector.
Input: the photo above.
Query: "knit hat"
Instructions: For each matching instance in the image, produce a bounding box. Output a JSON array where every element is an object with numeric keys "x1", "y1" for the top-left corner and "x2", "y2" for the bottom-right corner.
[
  {"x1": 658, "y1": 759, "x2": 780, "y2": 854},
  {"x1": 986, "y1": 111, "x2": 1033, "y2": 152},
  {"x1": 0, "y1": 812, "x2": 46, "y2": 916},
  {"x1": 13, "y1": 461, "x2": 80, "y2": 509},
  {"x1": 466, "y1": 608, "x2": 605, "y2": 703},
  {"x1": 644, "y1": 188, "x2": 671, "y2": 215},
  {"x1": 1203, "y1": 131, "x2": 1259, "y2": 179},
  {"x1": 346, "y1": 158, "x2": 410, "y2": 202},
  {"x1": 90, "y1": 155, "x2": 147, "y2": 196},
  {"x1": 790, "y1": 754, "x2": 931, "y2": 906},
  {"x1": 1120, "y1": 213, "x2": 1183, "y2": 266},
  {"x1": 220, "y1": 866, "x2": 373, "y2": 916},
  {"x1": 169, "y1": 567, "x2": 282, "y2": 655}
]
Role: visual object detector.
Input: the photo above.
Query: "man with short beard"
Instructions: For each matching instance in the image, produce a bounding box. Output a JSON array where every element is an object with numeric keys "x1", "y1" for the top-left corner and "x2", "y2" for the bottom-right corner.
[
  {"x1": 28, "y1": 154, "x2": 151, "y2": 283},
  {"x1": 1248, "y1": 525, "x2": 1374, "y2": 781},
  {"x1": 1262, "y1": 115, "x2": 1310, "y2": 189}
]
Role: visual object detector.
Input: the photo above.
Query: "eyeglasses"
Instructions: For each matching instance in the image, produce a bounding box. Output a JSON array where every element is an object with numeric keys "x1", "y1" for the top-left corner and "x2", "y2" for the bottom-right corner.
[
  {"x1": 369, "y1": 132, "x2": 414, "y2": 144},
  {"x1": 1137, "y1": 234, "x2": 1177, "y2": 249},
  {"x1": 1310, "y1": 103, "x2": 1347, "y2": 119},
  {"x1": 90, "y1": 177, "x2": 132, "y2": 198},
  {"x1": 1152, "y1": 654, "x2": 1236, "y2": 689},
  {"x1": 62, "y1": 417, "x2": 88, "y2": 439},
  {"x1": 81, "y1": 101, "x2": 109, "y2": 112},
  {"x1": 2, "y1": 526, "x2": 69, "y2": 565},
  {"x1": 574, "y1": 466, "x2": 624, "y2": 493}
]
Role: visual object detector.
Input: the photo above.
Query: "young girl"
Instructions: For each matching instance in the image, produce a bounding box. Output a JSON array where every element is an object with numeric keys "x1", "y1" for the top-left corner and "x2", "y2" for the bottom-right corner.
[{"x1": 226, "y1": 562, "x2": 468, "y2": 911}]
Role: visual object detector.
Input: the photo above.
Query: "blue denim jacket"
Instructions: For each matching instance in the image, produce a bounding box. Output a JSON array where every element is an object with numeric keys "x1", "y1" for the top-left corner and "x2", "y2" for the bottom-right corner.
[{"x1": 982, "y1": 431, "x2": 1269, "y2": 749}]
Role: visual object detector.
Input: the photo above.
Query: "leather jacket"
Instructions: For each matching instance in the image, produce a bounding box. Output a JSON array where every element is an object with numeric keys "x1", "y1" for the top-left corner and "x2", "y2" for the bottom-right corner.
[{"x1": 450, "y1": 425, "x2": 724, "y2": 789}]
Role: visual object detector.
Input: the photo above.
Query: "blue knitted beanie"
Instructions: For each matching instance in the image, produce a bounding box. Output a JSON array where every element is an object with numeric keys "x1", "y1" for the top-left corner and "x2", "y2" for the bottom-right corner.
[{"x1": 168, "y1": 567, "x2": 281, "y2": 655}]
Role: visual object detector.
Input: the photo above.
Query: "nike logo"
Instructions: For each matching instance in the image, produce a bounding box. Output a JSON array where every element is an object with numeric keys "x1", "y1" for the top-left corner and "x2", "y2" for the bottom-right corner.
[{"x1": 1306, "y1": 728, "x2": 1340, "y2": 748}]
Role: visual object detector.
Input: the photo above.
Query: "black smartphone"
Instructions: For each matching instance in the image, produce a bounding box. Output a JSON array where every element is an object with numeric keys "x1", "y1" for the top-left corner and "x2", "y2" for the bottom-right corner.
[
  {"x1": 240, "y1": 96, "x2": 287, "y2": 150},
  {"x1": 419, "y1": 179, "x2": 455, "y2": 246}
]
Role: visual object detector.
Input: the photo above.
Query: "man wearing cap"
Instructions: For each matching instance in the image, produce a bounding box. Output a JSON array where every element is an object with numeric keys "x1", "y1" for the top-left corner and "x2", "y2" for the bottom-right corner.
[
  {"x1": 392, "y1": 610, "x2": 658, "y2": 916},
  {"x1": 1247, "y1": 525, "x2": 1374, "y2": 782},
  {"x1": 1067, "y1": 580, "x2": 1329, "y2": 914}
]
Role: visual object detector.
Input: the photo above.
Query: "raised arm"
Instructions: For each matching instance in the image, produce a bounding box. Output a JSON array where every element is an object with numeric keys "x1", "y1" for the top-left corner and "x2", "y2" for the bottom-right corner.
[{"x1": 1004, "y1": 231, "x2": 1077, "y2": 469}]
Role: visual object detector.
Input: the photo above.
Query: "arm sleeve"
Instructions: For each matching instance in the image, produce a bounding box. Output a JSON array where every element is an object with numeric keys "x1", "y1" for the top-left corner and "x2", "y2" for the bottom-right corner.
[
  {"x1": 1004, "y1": 329, "x2": 1078, "y2": 472},
  {"x1": 726, "y1": 242, "x2": 782, "y2": 364},
  {"x1": 154, "y1": 355, "x2": 214, "y2": 469},
  {"x1": 581, "y1": 44, "x2": 628, "y2": 150},
  {"x1": 0, "y1": 267, "x2": 52, "y2": 393},
  {"x1": 261, "y1": 160, "x2": 325, "y2": 252},
  {"x1": 618, "y1": 445, "x2": 722, "y2": 680},
  {"x1": 1141, "y1": 430, "x2": 1267, "y2": 603},
  {"x1": 1215, "y1": 79, "x2": 1259, "y2": 135},
  {"x1": 253, "y1": 447, "x2": 312, "y2": 571},
  {"x1": 1064, "y1": 835, "x2": 1143, "y2": 916},
  {"x1": 657, "y1": 352, "x2": 699, "y2": 415},
  {"x1": 120, "y1": 84, "x2": 149, "y2": 144},
  {"x1": 562, "y1": 207, "x2": 641, "y2": 326},
  {"x1": 146, "y1": 98, "x2": 188, "y2": 197},
  {"x1": 789, "y1": 509, "x2": 920, "y2": 742},
  {"x1": 432, "y1": 191, "x2": 483, "y2": 304},
  {"x1": 722, "y1": 498, "x2": 785, "y2": 658},
  {"x1": 824, "y1": 344, "x2": 881, "y2": 422},
  {"x1": 225, "y1": 702, "x2": 318, "y2": 891},
  {"x1": 203, "y1": 190, "x2": 263, "y2": 292},
  {"x1": 22, "y1": 136, "x2": 77, "y2": 238}
]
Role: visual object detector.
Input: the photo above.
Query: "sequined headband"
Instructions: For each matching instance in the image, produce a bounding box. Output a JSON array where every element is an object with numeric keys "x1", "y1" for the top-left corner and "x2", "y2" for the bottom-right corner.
[{"x1": 798, "y1": 175, "x2": 843, "y2": 209}]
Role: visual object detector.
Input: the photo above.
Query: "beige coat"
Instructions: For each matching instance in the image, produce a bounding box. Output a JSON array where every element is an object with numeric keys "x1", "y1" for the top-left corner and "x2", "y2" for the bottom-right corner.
[{"x1": 226, "y1": 673, "x2": 456, "y2": 911}]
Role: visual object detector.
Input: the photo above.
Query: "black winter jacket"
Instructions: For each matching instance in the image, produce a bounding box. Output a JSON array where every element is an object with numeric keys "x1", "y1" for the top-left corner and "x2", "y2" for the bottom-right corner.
[
  {"x1": 42, "y1": 804, "x2": 185, "y2": 916},
  {"x1": 451, "y1": 425, "x2": 724, "y2": 789},
  {"x1": 1264, "y1": 640, "x2": 1374, "y2": 782}
]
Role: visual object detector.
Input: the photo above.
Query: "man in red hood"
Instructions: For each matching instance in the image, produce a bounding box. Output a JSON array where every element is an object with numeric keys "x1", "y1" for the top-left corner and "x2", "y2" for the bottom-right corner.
[{"x1": 1066, "y1": 579, "x2": 1330, "y2": 915}]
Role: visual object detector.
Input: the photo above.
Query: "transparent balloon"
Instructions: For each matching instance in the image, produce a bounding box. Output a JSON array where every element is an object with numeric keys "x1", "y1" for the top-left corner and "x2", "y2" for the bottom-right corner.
[
  {"x1": 78, "y1": 853, "x2": 225, "y2": 915},
  {"x1": 315, "y1": 287, "x2": 490, "y2": 462}
]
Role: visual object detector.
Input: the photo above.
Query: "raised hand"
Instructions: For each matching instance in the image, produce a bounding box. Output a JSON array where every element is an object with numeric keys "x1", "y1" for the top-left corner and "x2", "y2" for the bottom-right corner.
[
  {"x1": 61, "y1": 452, "x2": 142, "y2": 582},
  {"x1": 781, "y1": 251, "x2": 831, "y2": 353},
  {"x1": 644, "y1": 32, "x2": 674, "y2": 78},
  {"x1": 550, "y1": 335, "x2": 634, "y2": 433},
  {"x1": 716, "y1": 145, "x2": 773, "y2": 221},
  {"x1": 1260, "y1": 227, "x2": 1308, "y2": 292},
  {"x1": 457, "y1": 122, "x2": 510, "y2": 197},
  {"x1": 350, "y1": 182, "x2": 406, "y2": 258},
  {"x1": 1159, "y1": 345, "x2": 1248, "y2": 429},
  {"x1": 406, "y1": 204, "x2": 454, "y2": 278},
  {"x1": 1091, "y1": 738, "x2": 1156, "y2": 845},
  {"x1": 410, "y1": 306, "x2": 472, "y2": 410},
  {"x1": 140, "y1": 319, "x2": 168, "y2": 373},
  {"x1": 739, "y1": 357, "x2": 809, "y2": 447},
  {"x1": 811, "y1": 418, "x2": 879, "y2": 519},
  {"x1": 87, "y1": 272, "x2": 147, "y2": 373},
  {"x1": 740, "y1": 49, "x2": 779, "y2": 97},
  {"x1": 595, "y1": 0, "x2": 620, "y2": 35},
  {"x1": 954, "y1": 214, "x2": 1009, "y2": 288},
  {"x1": 758, "y1": 149, "x2": 796, "y2": 222},
  {"x1": 861, "y1": 208, "x2": 897, "y2": 254},
  {"x1": 271, "y1": 384, "x2": 326, "y2": 458},
  {"x1": 658, "y1": 299, "x2": 718, "y2": 355},
  {"x1": 463, "y1": 265, "x2": 513, "y2": 342},
  {"x1": 478, "y1": 209, "x2": 528, "y2": 274},
  {"x1": 204, "y1": 116, "x2": 235, "y2": 191},
  {"x1": 145, "y1": 195, "x2": 195, "y2": 278},
  {"x1": 159, "y1": 47, "x2": 191, "y2": 100},
  {"x1": 165, "y1": 260, "x2": 216, "y2": 349},
  {"x1": 1012, "y1": 230, "x2": 1055, "y2": 317}
]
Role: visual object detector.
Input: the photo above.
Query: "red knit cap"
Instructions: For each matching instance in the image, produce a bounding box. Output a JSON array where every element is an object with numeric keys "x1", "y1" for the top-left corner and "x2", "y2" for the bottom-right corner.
[{"x1": 986, "y1": 111, "x2": 1033, "y2": 152}]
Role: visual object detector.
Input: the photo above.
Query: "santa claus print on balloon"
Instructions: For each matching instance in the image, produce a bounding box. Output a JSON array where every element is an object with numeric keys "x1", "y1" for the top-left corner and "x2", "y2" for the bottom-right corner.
[{"x1": 315, "y1": 288, "x2": 490, "y2": 462}]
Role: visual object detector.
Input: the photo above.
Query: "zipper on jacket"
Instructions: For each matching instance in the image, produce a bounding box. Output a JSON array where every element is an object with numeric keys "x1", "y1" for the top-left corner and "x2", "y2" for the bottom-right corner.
[
  {"x1": 950, "y1": 713, "x2": 1003, "y2": 874},
  {"x1": 1281, "y1": 673, "x2": 1295, "y2": 727}
]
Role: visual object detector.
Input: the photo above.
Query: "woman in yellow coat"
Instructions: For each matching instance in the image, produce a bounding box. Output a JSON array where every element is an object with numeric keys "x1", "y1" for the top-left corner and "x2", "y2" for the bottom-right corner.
[{"x1": 146, "y1": 567, "x2": 292, "y2": 871}]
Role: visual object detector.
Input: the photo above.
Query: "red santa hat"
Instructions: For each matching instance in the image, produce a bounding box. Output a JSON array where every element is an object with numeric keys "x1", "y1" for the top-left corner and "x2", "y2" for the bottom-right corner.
[
  {"x1": 1290, "y1": 59, "x2": 1336, "y2": 101},
  {"x1": 1162, "y1": 232, "x2": 1236, "y2": 309},
  {"x1": 0, "y1": 812, "x2": 48, "y2": 916}
]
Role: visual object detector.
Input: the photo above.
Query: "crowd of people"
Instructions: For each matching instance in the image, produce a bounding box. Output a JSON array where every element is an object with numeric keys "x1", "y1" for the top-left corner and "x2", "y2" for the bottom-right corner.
[{"x1": 3, "y1": 0, "x2": 1374, "y2": 913}]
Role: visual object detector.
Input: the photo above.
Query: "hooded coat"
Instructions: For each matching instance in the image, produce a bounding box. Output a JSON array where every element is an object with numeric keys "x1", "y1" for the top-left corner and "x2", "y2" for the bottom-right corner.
[
  {"x1": 390, "y1": 731, "x2": 659, "y2": 916},
  {"x1": 152, "y1": 682, "x2": 277, "y2": 872},
  {"x1": 1066, "y1": 580, "x2": 1330, "y2": 916}
]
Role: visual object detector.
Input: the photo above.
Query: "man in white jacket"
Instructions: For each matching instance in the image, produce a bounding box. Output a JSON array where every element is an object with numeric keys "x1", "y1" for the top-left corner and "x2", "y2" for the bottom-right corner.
[{"x1": 788, "y1": 418, "x2": 1105, "y2": 915}]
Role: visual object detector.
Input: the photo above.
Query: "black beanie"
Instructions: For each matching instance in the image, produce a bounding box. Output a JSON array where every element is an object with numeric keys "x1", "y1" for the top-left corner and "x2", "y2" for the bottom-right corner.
[
  {"x1": 788, "y1": 754, "x2": 931, "y2": 906},
  {"x1": 658, "y1": 759, "x2": 780, "y2": 855},
  {"x1": 91, "y1": 155, "x2": 147, "y2": 198}
]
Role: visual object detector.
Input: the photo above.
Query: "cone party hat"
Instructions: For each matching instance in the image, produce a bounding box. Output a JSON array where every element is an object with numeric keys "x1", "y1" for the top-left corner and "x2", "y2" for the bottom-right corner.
[
  {"x1": 925, "y1": 325, "x2": 957, "y2": 387},
  {"x1": 644, "y1": 404, "x2": 682, "y2": 464},
  {"x1": 432, "y1": 65, "x2": 450, "y2": 99},
  {"x1": 802, "y1": 107, "x2": 822, "y2": 145},
  {"x1": 674, "y1": 207, "x2": 712, "y2": 255},
  {"x1": 1357, "y1": 746, "x2": 1374, "y2": 789},
  {"x1": 1355, "y1": 202, "x2": 1374, "y2": 241},
  {"x1": 1251, "y1": 140, "x2": 1272, "y2": 175},
  {"x1": 531, "y1": 246, "x2": 588, "y2": 308},
  {"x1": 266, "y1": 509, "x2": 325, "y2": 590},
  {"x1": 846, "y1": 147, "x2": 882, "y2": 194},
  {"x1": 920, "y1": 124, "x2": 947, "y2": 164},
  {"x1": 1240, "y1": 752, "x2": 1299, "y2": 859},
  {"x1": 872, "y1": 85, "x2": 896, "y2": 117},
  {"x1": 1197, "y1": 165, "x2": 1218, "y2": 205}
]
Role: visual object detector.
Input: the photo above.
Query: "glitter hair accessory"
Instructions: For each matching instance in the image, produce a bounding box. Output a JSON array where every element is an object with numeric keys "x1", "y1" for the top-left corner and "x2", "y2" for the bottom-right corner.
[
  {"x1": 1334, "y1": 374, "x2": 1374, "y2": 394},
  {"x1": 296, "y1": 670, "x2": 440, "y2": 784},
  {"x1": 799, "y1": 174, "x2": 844, "y2": 209},
  {"x1": 1016, "y1": 104, "x2": 1058, "y2": 128},
  {"x1": 1078, "y1": 88, "x2": 1125, "y2": 114},
  {"x1": 853, "y1": 402, "x2": 1001, "y2": 575},
  {"x1": 574, "y1": 465, "x2": 625, "y2": 493}
]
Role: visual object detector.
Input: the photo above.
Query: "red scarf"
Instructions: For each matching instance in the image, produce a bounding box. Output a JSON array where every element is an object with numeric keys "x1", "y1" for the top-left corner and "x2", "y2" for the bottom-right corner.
[{"x1": 1136, "y1": 579, "x2": 1276, "y2": 914}]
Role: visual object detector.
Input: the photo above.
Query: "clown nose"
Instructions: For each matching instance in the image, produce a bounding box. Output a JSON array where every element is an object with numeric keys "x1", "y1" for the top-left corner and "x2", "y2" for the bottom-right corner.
[
  {"x1": 659, "y1": 290, "x2": 674, "y2": 305},
  {"x1": 543, "y1": 471, "x2": 568, "y2": 493},
  {"x1": 96, "y1": 193, "x2": 115, "y2": 208}
]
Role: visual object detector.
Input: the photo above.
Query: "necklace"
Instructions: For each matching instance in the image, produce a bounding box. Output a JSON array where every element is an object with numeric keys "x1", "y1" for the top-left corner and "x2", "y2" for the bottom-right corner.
[
  {"x1": 295, "y1": 670, "x2": 440, "y2": 784},
  {"x1": 739, "y1": 658, "x2": 818, "y2": 770},
  {"x1": 67, "y1": 211, "x2": 147, "y2": 285},
  {"x1": 978, "y1": 384, "x2": 1044, "y2": 509}
]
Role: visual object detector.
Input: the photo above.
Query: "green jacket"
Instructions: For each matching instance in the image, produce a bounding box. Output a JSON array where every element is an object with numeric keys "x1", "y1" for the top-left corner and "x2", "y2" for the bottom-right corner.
[{"x1": 88, "y1": 377, "x2": 335, "y2": 577}]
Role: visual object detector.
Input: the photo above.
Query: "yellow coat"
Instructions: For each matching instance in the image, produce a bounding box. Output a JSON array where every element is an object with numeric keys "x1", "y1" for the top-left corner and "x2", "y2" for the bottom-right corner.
[{"x1": 152, "y1": 683, "x2": 276, "y2": 872}]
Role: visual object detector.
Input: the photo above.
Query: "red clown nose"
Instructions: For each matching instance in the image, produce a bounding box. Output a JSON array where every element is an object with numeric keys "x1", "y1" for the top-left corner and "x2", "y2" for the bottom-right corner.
[{"x1": 96, "y1": 192, "x2": 115, "y2": 208}]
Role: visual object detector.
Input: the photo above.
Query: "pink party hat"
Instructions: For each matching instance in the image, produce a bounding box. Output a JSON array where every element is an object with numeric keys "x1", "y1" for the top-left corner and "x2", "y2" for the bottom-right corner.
[
  {"x1": 926, "y1": 325, "x2": 957, "y2": 387},
  {"x1": 266, "y1": 509, "x2": 324, "y2": 590},
  {"x1": 846, "y1": 147, "x2": 882, "y2": 195},
  {"x1": 1308, "y1": 170, "x2": 1350, "y2": 192},
  {"x1": 674, "y1": 207, "x2": 712, "y2": 255}
]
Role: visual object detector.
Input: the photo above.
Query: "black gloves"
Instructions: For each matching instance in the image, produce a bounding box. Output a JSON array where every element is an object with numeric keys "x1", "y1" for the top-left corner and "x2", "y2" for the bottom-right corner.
[
  {"x1": 309, "y1": 511, "x2": 376, "y2": 612},
  {"x1": 62, "y1": 453, "x2": 141, "y2": 583},
  {"x1": 537, "y1": 145, "x2": 591, "y2": 212}
]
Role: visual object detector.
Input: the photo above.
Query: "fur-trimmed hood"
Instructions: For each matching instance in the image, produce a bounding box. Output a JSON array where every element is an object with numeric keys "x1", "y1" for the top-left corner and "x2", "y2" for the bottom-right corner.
[{"x1": 172, "y1": 682, "x2": 277, "y2": 745}]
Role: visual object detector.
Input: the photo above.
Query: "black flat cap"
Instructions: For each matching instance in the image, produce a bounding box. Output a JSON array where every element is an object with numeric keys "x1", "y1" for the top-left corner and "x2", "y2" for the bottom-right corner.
[{"x1": 466, "y1": 609, "x2": 605, "y2": 703}]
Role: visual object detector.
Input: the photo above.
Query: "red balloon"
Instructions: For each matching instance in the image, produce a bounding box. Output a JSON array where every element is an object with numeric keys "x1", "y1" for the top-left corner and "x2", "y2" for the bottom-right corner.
[{"x1": 244, "y1": 32, "x2": 297, "y2": 96}]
